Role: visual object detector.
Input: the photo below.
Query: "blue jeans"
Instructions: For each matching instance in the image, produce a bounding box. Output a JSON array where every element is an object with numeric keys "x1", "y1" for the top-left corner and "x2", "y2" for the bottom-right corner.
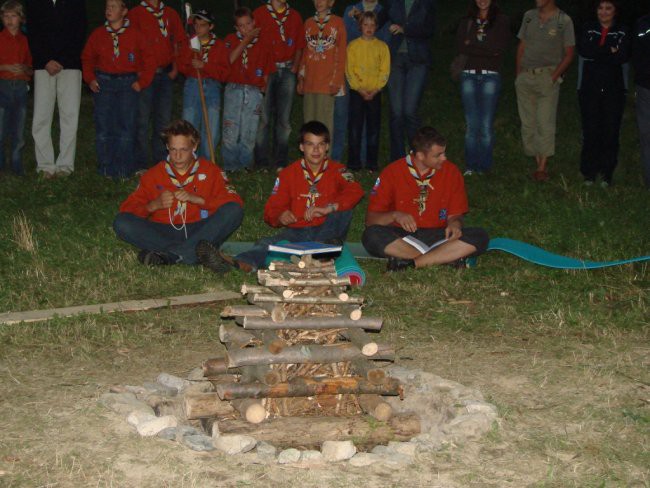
[
  {"x1": 0, "y1": 79, "x2": 28, "y2": 175},
  {"x1": 182, "y1": 77, "x2": 221, "y2": 160},
  {"x1": 348, "y1": 90, "x2": 381, "y2": 170},
  {"x1": 113, "y1": 202, "x2": 244, "y2": 264},
  {"x1": 221, "y1": 83, "x2": 263, "y2": 171},
  {"x1": 460, "y1": 72, "x2": 502, "y2": 173},
  {"x1": 93, "y1": 72, "x2": 139, "y2": 178},
  {"x1": 388, "y1": 52, "x2": 429, "y2": 161},
  {"x1": 254, "y1": 67, "x2": 296, "y2": 168},
  {"x1": 136, "y1": 70, "x2": 173, "y2": 169},
  {"x1": 235, "y1": 210, "x2": 353, "y2": 270},
  {"x1": 636, "y1": 85, "x2": 650, "y2": 188}
]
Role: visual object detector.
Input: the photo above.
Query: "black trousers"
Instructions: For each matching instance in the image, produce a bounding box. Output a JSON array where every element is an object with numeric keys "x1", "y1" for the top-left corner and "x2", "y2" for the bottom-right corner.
[
  {"x1": 347, "y1": 89, "x2": 381, "y2": 170},
  {"x1": 578, "y1": 87, "x2": 626, "y2": 183}
]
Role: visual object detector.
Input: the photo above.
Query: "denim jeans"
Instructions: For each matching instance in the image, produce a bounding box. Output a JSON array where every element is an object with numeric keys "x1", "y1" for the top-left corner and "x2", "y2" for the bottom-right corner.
[
  {"x1": 113, "y1": 202, "x2": 244, "y2": 264},
  {"x1": 93, "y1": 72, "x2": 139, "y2": 178},
  {"x1": 636, "y1": 85, "x2": 650, "y2": 188},
  {"x1": 0, "y1": 79, "x2": 28, "y2": 175},
  {"x1": 221, "y1": 83, "x2": 263, "y2": 171},
  {"x1": 235, "y1": 210, "x2": 353, "y2": 270},
  {"x1": 348, "y1": 90, "x2": 381, "y2": 170},
  {"x1": 388, "y1": 52, "x2": 429, "y2": 161},
  {"x1": 460, "y1": 72, "x2": 502, "y2": 173},
  {"x1": 136, "y1": 70, "x2": 173, "y2": 169},
  {"x1": 254, "y1": 67, "x2": 295, "y2": 168},
  {"x1": 182, "y1": 77, "x2": 221, "y2": 160}
]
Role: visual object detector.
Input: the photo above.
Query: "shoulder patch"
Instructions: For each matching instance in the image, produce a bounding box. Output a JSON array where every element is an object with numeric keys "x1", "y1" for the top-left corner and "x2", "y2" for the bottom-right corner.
[
  {"x1": 339, "y1": 167, "x2": 355, "y2": 182},
  {"x1": 370, "y1": 177, "x2": 380, "y2": 195},
  {"x1": 271, "y1": 177, "x2": 280, "y2": 195}
]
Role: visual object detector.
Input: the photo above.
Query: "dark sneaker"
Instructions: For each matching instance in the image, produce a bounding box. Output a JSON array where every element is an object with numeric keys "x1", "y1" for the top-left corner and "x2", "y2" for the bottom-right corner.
[
  {"x1": 386, "y1": 256, "x2": 415, "y2": 272},
  {"x1": 196, "y1": 240, "x2": 232, "y2": 274},
  {"x1": 138, "y1": 249, "x2": 174, "y2": 266}
]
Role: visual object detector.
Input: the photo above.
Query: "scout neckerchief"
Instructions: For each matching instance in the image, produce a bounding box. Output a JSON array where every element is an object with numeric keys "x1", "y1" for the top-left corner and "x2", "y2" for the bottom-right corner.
[
  {"x1": 406, "y1": 154, "x2": 435, "y2": 216},
  {"x1": 476, "y1": 16, "x2": 488, "y2": 42},
  {"x1": 266, "y1": 1, "x2": 290, "y2": 42},
  {"x1": 200, "y1": 33, "x2": 216, "y2": 63},
  {"x1": 314, "y1": 9, "x2": 331, "y2": 53},
  {"x1": 141, "y1": 0, "x2": 168, "y2": 38},
  {"x1": 165, "y1": 158, "x2": 200, "y2": 235},
  {"x1": 105, "y1": 18, "x2": 129, "y2": 58},
  {"x1": 301, "y1": 158, "x2": 329, "y2": 208},
  {"x1": 236, "y1": 31, "x2": 258, "y2": 69}
]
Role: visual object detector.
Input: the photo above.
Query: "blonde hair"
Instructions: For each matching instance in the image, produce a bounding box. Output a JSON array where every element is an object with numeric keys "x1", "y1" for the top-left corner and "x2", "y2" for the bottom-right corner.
[{"x1": 1, "y1": 0, "x2": 25, "y2": 22}]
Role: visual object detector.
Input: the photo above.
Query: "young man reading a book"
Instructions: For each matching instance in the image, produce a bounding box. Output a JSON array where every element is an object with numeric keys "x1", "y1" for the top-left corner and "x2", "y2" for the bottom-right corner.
[
  {"x1": 209, "y1": 120, "x2": 364, "y2": 272},
  {"x1": 362, "y1": 126, "x2": 489, "y2": 271}
]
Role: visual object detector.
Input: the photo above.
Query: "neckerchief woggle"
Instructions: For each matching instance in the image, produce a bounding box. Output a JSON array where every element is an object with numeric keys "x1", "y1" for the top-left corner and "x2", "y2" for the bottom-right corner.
[
  {"x1": 301, "y1": 158, "x2": 329, "y2": 208},
  {"x1": 141, "y1": 0, "x2": 168, "y2": 38},
  {"x1": 165, "y1": 158, "x2": 200, "y2": 220},
  {"x1": 406, "y1": 153, "x2": 435, "y2": 215}
]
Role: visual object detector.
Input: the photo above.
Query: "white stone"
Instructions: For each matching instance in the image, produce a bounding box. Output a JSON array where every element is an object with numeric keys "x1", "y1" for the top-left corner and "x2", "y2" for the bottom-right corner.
[
  {"x1": 299, "y1": 450, "x2": 323, "y2": 464},
  {"x1": 277, "y1": 448, "x2": 301, "y2": 464},
  {"x1": 370, "y1": 445, "x2": 390, "y2": 455},
  {"x1": 156, "y1": 373, "x2": 191, "y2": 393},
  {"x1": 183, "y1": 381, "x2": 214, "y2": 395},
  {"x1": 321, "y1": 440, "x2": 356, "y2": 462},
  {"x1": 256, "y1": 442, "x2": 277, "y2": 459},
  {"x1": 213, "y1": 434, "x2": 257, "y2": 455},
  {"x1": 99, "y1": 393, "x2": 154, "y2": 416},
  {"x1": 126, "y1": 410, "x2": 156, "y2": 428},
  {"x1": 136, "y1": 415, "x2": 178, "y2": 437},
  {"x1": 387, "y1": 441, "x2": 417, "y2": 457},
  {"x1": 349, "y1": 453, "x2": 381, "y2": 467},
  {"x1": 461, "y1": 400, "x2": 499, "y2": 418},
  {"x1": 443, "y1": 413, "x2": 494, "y2": 441},
  {"x1": 187, "y1": 367, "x2": 205, "y2": 381}
]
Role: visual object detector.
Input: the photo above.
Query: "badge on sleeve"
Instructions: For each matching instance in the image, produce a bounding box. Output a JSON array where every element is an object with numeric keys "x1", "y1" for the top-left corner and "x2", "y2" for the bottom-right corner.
[
  {"x1": 128, "y1": 53, "x2": 135, "y2": 64},
  {"x1": 439, "y1": 208, "x2": 448, "y2": 220},
  {"x1": 271, "y1": 177, "x2": 280, "y2": 195},
  {"x1": 200, "y1": 209, "x2": 209, "y2": 219},
  {"x1": 339, "y1": 167, "x2": 354, "y2": 182},
  {"x1": 255, "y1": 68, "x2": 263, "y2": 77},
  {"x1": 370, "y1": 177, "x2": 380, "y2": 195},
  {"x1": 287, "y1": 38, "x2": 294, "y2": 46},
  {"x1": 198, "y1": 173, "x2": 206, "y2": 181}
]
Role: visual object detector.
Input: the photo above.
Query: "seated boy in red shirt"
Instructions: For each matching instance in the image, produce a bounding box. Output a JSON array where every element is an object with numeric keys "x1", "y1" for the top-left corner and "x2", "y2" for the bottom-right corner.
[
  {"x1": 214, "y1": 120, "x2": 363, "y2": 272},
  {"x1": 363, "y1": 126, "x2": 489, "y2": 271},
  {"x1": 113, "y1": 120, "x2": 244, "y2": 271}
]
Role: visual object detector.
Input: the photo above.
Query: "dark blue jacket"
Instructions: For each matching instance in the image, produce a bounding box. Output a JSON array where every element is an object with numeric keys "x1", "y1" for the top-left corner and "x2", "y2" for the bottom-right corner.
[
  {"x1": 633, "y1": 14, "x2": 650, "y2": 89},
  {"x1": 380, "y1": 0, "x2": 436, "y2": 65}
]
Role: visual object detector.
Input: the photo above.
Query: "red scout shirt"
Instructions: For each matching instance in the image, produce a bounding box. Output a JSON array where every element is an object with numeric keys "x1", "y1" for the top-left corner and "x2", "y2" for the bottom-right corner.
[
  {"x1": 224, "y1": 32, "x2": 275, "y2": 89},
  {"x1": 368, "y1": 158, "x2": 469, "y2": 229},
  {"x1": 264, "y1": 159, "x2": 364, "y2": 228},
  {"x1": 127, "y1": 2, "x2": 187, "y2": 69},
  {"x1": 120, "y1": 158, "x2": 243, "y2": 225},
  {"x1": 178, "y1": 35, "x2": 229, "y2": 82},
  {"x1": 81, "y1": 22, "x2": 156, "y2": 88},
  {"x1": 253, "y1": 3, "x2": 305, "y2": 63},
  {"x1": 0, "y1": 29, "x2": 32, "y2": 81}
]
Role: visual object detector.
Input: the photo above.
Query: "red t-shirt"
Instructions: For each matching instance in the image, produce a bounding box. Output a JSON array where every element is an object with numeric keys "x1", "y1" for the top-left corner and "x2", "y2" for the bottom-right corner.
[
  {"x1": 0, "y1": 29, "x2": 32, "y2": 81},
  {"x1": 253, "y1": 4, "x2": 306, "y2": 63},
  {"x1": 367, "y1": 158, "x2": 469, "y2": 229},
  {"x1": 81, "y1": 23, "x2": 156, "y2": 88},
  {"x1": 224, "y1": 33, "x2": 275, "y2": 89},
  {"x1": 264, "y1": 159, "x2": 364, "y2": 228},
  {"x1": 119, "y1": 158, "x2": 243, "y2": 225},
  {"x1": 178, "y1": 35, "x2": 229, "y2": 82},
  {"x1": 127, "y1": 3, "x2": 187, "y2": 69}
]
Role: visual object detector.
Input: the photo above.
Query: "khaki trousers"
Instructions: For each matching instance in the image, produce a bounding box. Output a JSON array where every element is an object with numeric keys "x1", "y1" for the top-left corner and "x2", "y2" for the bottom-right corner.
[
  {"x1": 515, "y1": 68, "x2": 561, "y2": 158},
  {"x1": 303, "y1": 93, "x2": 335, "y2": 138},
  {"x1": 32, "y1": 69, "x2": 82, "y2": 173}
]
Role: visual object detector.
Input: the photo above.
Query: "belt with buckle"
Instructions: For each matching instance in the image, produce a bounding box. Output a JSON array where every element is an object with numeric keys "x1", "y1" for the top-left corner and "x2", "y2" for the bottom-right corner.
[
  {"x1": 275, "y1": 61, "x2": 293, "y2": 69},
  {"x1": 463, "y1": 69, "x2": 498, "y2": 75}
]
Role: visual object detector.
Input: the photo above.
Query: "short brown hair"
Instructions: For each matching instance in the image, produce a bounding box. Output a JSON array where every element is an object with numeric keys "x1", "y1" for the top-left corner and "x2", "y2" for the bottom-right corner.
[
  {"x1": 234, "y1": 6, "x2": 253, "y2": 22},
  {"x1": 1, "y1": 0, "x2": 25, "y2": 22},
  {"x1": 160, "y1": 119, "x2": 200, "y2": 147},
  {"x1": 357, "y1": 11, "x2": 377, "y2": 28},
  {"x1": 411, "y1": 127, "x2": 447, "y2": 154},
  {"x1": 299, "y1": 120, "x2": 330, "y2": 144}
]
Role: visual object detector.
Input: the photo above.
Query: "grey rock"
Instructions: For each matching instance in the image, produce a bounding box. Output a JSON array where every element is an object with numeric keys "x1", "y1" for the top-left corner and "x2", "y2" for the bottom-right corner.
[
  {"x1": 143, "y1": 381, "x2": 178, "y2": 396},
  {"x1": 175, "y1": 425, "x2": 202, "y2": 439},
  {"x1": 277, "y1": 448, "x2": 301, "y2": 464},
  {"x1": 157, "y1": 427, "x2": 177, "y2": 441},
  {"x1": 136, "y1": 415, "x2": 178, "y2": 436},
  {"x1": 299, "y1": 450, "x2": 323, "y2": 463},
  {"x1": 99, "y1": 392, "x2": 155, "y2": 416},
  {"x1": 187, "y1": 367, "x2": 206, "y2": 381},
  {"x1": 321, "y1": 440, "x2": 356, "y2": 462},
  {"x1": 379, "y1": 452, "x2": 414, "y2": 467},
  {"x1": 183, "y1": 381, "x2": 214, "y2": 395},
  {"x1": 127, "y1": 410, "x2": 156, "y2": 428},
  {"x1": 183, "y1": 434, "x2": 215, "y2": 452},
  {"x1": 213, "y1": 434, "x2": 257, "y2": 455},
  {"x1": 370, "y1": 445, "x2": 390, "y2": 455},
  {"x1": 443, "y1": 413, "x2": 494, "y2": 442},
  {"x1": 459, "y1": 400, "x2": 498, "y2": 418},
  {"x1": 256, "y1": 441, "x2": 277, "y2": 459},
  {"x1": 156, "y1": 373, "x2": 190, "y2": 393},
  {"x1": 387, "y1": 441, "x2": 417, "y2": 457},
  {"x1": 349, "y1": 453, "x2": 381, "y2": 467}
]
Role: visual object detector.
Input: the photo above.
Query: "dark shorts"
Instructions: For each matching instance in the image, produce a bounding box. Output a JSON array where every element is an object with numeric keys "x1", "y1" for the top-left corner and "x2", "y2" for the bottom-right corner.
[{"x1": 362, "y1": 225, "x2": 490, "y2": 258}]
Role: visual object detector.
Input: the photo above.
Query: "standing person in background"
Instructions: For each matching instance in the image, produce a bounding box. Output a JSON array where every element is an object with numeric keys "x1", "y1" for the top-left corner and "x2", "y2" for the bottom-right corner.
[
  {"x1": 515, "y1": 0, "x2": 575, "y2": 182},
  {"x1": 253, "y1": 0, "x2": 305, "y2": 170},
  {"x1": 298, "y1": 0, "x2": 346, "y2": 138},
  {"x1": 381, "y1": 0, "x2": 437, "y2": 161},
  {"x1": 82, "y1": 0, "x2": 155, "y2": 179},
  {"x1": 456, "y1": 0, "x2": 510, "y2": 177},
  {"x1": 345, "y1": 11, "x2": 390, "y2": 172},
  {"x1": 633, "y1": 8, "x2": 650, "y2": 188},
  {"x1": 0, "y1": 0, "x2": 32, "y2": 177},
  {"x1": 577, "y1": 0, "x2": 629, "y2": 187},
  {"x1": 25, "y1": 0, "x2": 86, "y2": 178},
  {"x1": 129, "y1": 0, "x2": 186, "y2": 171},
  {"x1": 178, "y1": 9, "x2": 229, "y2": 161}
]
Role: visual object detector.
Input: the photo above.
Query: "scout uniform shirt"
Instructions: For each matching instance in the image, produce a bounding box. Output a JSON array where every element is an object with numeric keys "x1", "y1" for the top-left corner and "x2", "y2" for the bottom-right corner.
[
  {"x1": 0, "y1": 28, "x2": 32, "y2": 81},
  {"x1": 264, "y1": 159, "x2": 364, "y2": 228},
  {"x1": 300, "y1": 13, "x2": 346, "y2": 94},
  {"x1": 518, "y1": 8, "x2": 575, "y2": 69},
  {"x1": 253, "y1": 2, "x2": 306, "y2": 65},
  {"x1": 368, "y1": 157, "x2": 469, "y2": 229},
  {"x1": 119, "y1": 158, "x2": 243, "y2": 225},
  {"x1": 178, "y1": 34, "x2": 230, "y2": 82},
  {"x1": 224, "y1": 32, "x2": 275, "y2": 89}
]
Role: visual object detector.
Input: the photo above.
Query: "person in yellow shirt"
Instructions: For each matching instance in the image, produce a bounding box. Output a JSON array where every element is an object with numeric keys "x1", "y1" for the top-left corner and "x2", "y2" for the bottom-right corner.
[{"x1": 345, "y1": 11, "x2": 390, "y2": 171}]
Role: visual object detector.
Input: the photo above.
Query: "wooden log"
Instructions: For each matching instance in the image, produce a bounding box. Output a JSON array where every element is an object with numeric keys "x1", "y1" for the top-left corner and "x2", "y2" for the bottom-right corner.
[
  {"x1": 239, "y1": 363, "x2": 282, "y2": 386},
  {"x1": 219, "y1": 324, "x2": 256, "y2": 346},
  {"x1": 231, "y1": 399, "x2": 267, "y2": 424},
  {"x1": 251, "y1": 293, "x2": 363, "y2": 305},
  {"x1": 350, "y1": 357, "x2": 387, "y2": 385},
  {"x1": 240, "y1": 316, "x2": 383, "y2": 331},
  {"x1": 226, "y1": 342, "x2": 363, "y2": 367},
  {"x1": 183, "y1": 392, "x2": 236, "y2": 419},
  {"x1": 341, "y1": 328, "x2": 379, "y2": 356},
  {"x1": 358, "y1": 394, "x2": 393, "y2": 422},
  {"x1": 202, "y1": 357, "x2": 243, "y2": 377},
  {"x1": 216, "y1": 376, "x2": 403, "y2": 399},
  {"x1": 346, "y1": 306, "x2": 363, "y2": 321},
  {"x1": 268, "y1": 262, "x2": 337, "y2": 274},
  {"x1": 248, "y1": 329, "x2": 286, "y2": 355},
  {"x1": 216, "y1": 413, "x2": 420, "y2": 449},
  {"x1": 261, "y1": 276, "x2": 352, "y2": 288},
  {"x1": 240, "y1": 284, "x2": 271, "y2": 295},
  {"x1": 367, "y1": 343, "x2": 396, "y2": 362},
  {"x1": 220, "y1": 305, "x2": 269, "y2": 318}
]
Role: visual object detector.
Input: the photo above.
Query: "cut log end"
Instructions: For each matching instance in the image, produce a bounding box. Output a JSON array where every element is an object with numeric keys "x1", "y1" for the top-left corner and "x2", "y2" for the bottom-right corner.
[
  {"x1": 232, "y1": 399, "x2": 267, "y2": 424},
  {"x1": 338, "y1": 292, "x2": 349, "y2": 302},
  {"x1": 361, "y1": 343, "x2": 379, "y2": 356},
  {"x1": 349, "y1": 308, "x2": 363, "y2": 321}
]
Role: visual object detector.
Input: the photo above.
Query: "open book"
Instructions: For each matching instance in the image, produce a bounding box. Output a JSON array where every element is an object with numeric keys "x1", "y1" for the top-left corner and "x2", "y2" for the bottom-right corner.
[
  {"x1": 267, "y1": 241, "x2": 343, "y2": 256},
  {"x1": 402, "y1": 235, "x2": 448, "y2": 255}
]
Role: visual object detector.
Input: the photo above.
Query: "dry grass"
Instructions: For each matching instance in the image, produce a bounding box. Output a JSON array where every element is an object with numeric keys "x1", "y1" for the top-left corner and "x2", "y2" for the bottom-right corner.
[{"x1": 11, "y1": 211, "x2": 37, "y2": 253}]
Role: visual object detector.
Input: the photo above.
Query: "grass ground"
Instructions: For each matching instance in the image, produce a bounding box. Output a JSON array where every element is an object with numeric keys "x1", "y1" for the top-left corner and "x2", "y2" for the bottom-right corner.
[{"x1": 0, "y1": 1, "x2": 648, "y2": 486}]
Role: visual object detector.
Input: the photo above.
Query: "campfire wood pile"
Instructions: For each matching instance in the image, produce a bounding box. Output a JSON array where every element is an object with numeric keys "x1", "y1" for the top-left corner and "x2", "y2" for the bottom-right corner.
[{"x1": 185, "y1": 254, "x2": 421, "y2": 447}]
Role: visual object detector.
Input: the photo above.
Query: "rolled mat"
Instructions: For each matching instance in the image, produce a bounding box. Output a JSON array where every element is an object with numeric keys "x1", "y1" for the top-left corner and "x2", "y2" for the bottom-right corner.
[{"x1": 265, "y1": 242, "x2": 366, "y2": 286}]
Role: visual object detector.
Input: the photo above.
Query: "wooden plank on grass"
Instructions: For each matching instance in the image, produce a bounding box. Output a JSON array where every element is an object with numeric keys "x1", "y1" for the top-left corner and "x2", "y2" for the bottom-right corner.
[{"x1": 0, "y1": 291, "x2": 240, "y2": 325}]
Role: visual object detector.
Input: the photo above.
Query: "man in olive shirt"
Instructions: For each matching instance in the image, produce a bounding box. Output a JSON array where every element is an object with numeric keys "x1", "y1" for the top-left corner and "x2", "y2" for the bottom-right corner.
[{"x1": 515, "y1": 0, "x2": 574, "y2": 182}]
